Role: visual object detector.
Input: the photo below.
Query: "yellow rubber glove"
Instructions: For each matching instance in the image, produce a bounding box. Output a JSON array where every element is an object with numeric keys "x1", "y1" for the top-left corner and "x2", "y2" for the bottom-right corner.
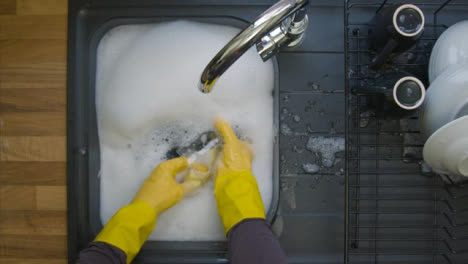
[
  {"x1": 95, "y1": 157, "x2": 208, "y2": 263},
  {"x1": 132, "y1": 157, "x2": 208, "y2": 211},
  {"x1": 214, "y1": 118, "x2": 266, "y2": 234}
]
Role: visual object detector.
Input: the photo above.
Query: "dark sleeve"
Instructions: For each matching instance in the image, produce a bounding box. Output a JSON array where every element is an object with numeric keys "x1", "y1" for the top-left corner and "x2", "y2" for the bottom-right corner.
[
  {"x1": 77, "y1": 241, "x2": 126, "y2": 264},
  {"x1": 228, "y1": 218, "x2": 287, "y2": 264}
]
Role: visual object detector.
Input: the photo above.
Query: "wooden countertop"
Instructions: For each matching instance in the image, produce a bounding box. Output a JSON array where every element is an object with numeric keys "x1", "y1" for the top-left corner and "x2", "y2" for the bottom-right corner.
[{"x1": 0, "y1": 0, "x2": 68, "y2": 263}]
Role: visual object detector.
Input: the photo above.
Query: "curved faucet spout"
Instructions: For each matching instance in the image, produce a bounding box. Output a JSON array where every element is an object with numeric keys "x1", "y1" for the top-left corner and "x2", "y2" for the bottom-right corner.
[{"x1": 198, "y1": 0, "x2": 309, "y2": 93}]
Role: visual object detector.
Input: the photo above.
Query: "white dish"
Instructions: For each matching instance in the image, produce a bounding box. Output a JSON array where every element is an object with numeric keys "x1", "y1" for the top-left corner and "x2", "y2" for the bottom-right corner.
[
  {"x1": 419, "y1": 64, "x2": 468, "y2": 140},
  {"x1": 429, "y1": 20, "x2": 468, "y2": 83},
  {"x1": 423, "y1": 115, "x2": 468, "y2": 180}
]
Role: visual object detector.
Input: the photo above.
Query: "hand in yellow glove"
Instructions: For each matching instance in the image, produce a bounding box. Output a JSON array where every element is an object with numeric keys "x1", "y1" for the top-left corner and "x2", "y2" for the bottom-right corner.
[
  {"x1": 133, "y1": 157, "x2": 209, "y2": 212},
  {"x1": 214, "y1": 118, "x2": 265, "y2": 234},
  {"x1": 95, "y1": 157, "x2": 208, "y2": 263}
]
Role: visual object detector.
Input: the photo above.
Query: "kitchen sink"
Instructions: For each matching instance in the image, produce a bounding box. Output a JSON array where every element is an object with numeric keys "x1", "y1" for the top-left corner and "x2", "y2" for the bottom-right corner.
[
  {"x1": 67, "y1": 0, "x2": 347, "y2": 263},
  {"x1": 69, "y1": 0, "x2": 468, "y2": 264},
  {"x1": 68, "y1": 10, "x2": 281, "y2": 264}
]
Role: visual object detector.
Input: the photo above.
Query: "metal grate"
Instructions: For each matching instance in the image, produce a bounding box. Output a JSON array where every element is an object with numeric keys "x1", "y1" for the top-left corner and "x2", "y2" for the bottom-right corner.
[{"x1": 345, "y1": 1, "x2": 468, "y2": 263}]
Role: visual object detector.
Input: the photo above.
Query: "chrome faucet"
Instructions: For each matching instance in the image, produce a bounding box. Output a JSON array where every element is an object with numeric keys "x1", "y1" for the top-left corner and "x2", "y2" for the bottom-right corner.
[{"x1": 198, "y1": 0, "x2": 309, "y2": 93}]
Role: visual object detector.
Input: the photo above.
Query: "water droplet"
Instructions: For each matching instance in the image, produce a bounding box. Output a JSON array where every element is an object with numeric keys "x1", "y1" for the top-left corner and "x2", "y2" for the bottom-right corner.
[
  {"x1": 280, "y1": 124, "x2": 293, "y2": 136},
  {"x1": 79, "y1": 147, "x2": 87, "y2": 156},
  {"x1": 282, "y1": 108, "x2": 289, "y2": 114},
  {"x1": 293, "y1": 115, "x2": 301, "y2": 123},
  {"x1": 293, "y1": 145, "x2": 304, "y2": 154},
  {"x1": 308, "y1": 81, "x2": 320, "y2": 90},
  {"x1": 302, "y1": 163, "x2": 320, "y2": 174}
]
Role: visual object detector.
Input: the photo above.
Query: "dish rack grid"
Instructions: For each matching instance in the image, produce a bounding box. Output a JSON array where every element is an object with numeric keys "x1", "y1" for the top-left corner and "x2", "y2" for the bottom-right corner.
[{"x1": 345, "y1": 0, "x2": 468, "y2": 263}]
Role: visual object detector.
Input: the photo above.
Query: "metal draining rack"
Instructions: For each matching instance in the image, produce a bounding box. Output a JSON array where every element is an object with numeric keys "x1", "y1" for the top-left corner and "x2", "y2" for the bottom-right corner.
[{"x1": 345, "y1": 0, "x2": 468, "y2": 263}]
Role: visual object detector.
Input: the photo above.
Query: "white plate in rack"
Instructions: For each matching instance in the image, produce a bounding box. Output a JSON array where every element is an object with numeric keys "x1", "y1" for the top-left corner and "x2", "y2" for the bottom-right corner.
[
  {"x1": 419, "y1": 64, "x2": 468, "y2": 140},
  {"x1": 429, "y1": 20, "x2": 468, "y2": 83},
  {"x1": 423, "y1": 115, "x2": 468, "y2": 181}
]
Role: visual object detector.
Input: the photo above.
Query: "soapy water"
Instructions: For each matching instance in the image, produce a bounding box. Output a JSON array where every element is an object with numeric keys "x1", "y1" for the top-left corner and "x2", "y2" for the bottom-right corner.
[
  {"x1": 293, "y1": 115, "x2": 301, "y2": 123},
  {"x1": 302, "y1": 163, "x2": 320, "y2": 174},
  {"x1": 306, "y1": 136, "x2": 345, "y2": 168},
  {"x1": 96, "y1": 21, "x2": 275, "y2": 241},
  {"x1": 280, "y1": 123, "x2": 294, "y2": 136}
]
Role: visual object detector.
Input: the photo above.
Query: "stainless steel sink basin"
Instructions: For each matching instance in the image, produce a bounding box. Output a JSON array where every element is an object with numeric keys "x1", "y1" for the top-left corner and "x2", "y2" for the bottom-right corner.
[{"x1": 67, "y1": 1, "x2": 345, "y2": 263}]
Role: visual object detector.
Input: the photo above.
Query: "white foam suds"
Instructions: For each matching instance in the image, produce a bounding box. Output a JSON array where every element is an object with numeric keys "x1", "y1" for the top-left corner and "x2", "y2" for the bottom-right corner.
[
  {"x1": 96, "y1": 21, "x2": 275, "y2": 241},
  {"x1": 302, "y1": 163, "x2": 320, "y2": 174},
  {"x1": 306, "y1": 136, "x2": 345, "y2": 168}
]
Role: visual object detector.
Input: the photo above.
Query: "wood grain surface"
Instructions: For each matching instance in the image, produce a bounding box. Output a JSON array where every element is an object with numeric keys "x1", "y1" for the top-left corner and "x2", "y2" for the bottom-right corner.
[{"x1": 0, "y1": 0, "x2": 68, "y2": 263}]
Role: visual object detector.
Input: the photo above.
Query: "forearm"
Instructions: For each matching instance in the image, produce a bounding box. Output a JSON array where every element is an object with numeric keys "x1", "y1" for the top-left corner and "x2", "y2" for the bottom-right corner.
[
  {"x1": 228, "y1": 219, "x2": 287, "y2": 264},
  {"x1": 77, "y1": 242, "x2": 126, "y2": 264},
  {"x1": 93, "y1": 201, "x2": 157, "y2": 264}
]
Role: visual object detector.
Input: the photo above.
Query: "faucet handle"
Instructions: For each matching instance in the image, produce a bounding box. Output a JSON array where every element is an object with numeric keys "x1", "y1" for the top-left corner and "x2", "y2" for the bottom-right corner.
[
  {"x1": 257, "y1": 27, "x2": 287, "y2": 61},
  {"x1": 256, "y1": 9, "x2": 308, "y2": 61}
]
